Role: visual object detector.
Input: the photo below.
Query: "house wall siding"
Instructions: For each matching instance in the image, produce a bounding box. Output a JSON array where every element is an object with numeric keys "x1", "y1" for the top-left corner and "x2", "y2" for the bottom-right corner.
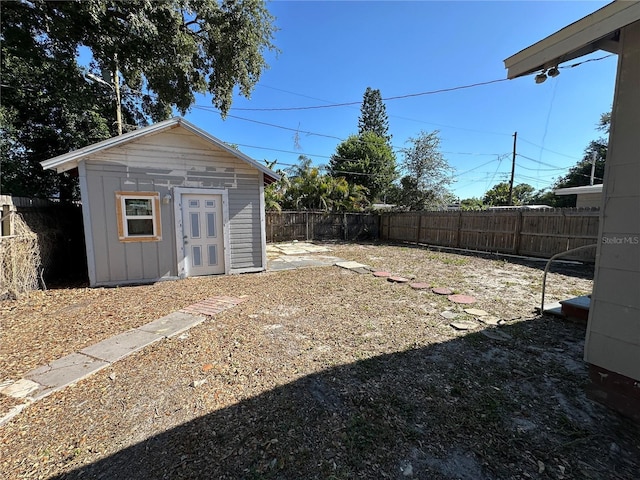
[
  {"x1": 585, "y1": 21, "x2": 640, "y2": 381},
  {"x1": 83, "y1": 126, "x2": 263, "y2": 285}
]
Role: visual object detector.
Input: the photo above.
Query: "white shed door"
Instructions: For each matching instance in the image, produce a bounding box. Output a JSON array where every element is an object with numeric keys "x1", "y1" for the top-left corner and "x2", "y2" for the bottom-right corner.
[{"x1": 182, "y1": 194, "x2": 224, "y2": 276}]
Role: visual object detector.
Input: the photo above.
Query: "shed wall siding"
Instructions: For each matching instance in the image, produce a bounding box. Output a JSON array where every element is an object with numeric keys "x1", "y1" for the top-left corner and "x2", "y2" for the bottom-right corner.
[
  {"x1": 84, "y1": 126, "x2": 264, "y2": 284},
  {"x1": 585, "y1": 21, "x2": 640, "y2": 381},
  {"x1": 575, "y1": 193, "x2": 602, "y2": 208}
]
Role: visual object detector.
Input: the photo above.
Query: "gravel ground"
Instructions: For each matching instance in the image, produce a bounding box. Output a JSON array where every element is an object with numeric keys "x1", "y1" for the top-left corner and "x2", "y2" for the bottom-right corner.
[{"x1": 1, "y1": 242, "x2": 638, "y2": 479}]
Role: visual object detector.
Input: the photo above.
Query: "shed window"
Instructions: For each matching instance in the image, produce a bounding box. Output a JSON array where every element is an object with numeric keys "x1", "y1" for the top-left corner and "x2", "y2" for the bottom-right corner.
[{"x1": 115, "y1": 191, "x2": 162, "y2": 242}]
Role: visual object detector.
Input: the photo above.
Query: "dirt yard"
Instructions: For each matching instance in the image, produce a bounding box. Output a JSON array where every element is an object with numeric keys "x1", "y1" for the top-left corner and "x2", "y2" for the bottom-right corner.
[{"x1": 1, "y1": 242, "x2": 638, "y2": 479}]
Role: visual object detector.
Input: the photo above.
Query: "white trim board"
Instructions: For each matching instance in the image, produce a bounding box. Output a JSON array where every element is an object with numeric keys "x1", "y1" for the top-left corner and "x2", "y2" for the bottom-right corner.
[{"x1": 505, "y1": 1, "x2": 640, "y2": 79}]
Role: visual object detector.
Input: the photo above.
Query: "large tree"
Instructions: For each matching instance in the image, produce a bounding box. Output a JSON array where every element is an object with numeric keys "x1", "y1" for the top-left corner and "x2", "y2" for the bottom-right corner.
[
  {"x1": 0, "y1": 0, "x2": 277, "y2": 198},
  {"x1": 389, "y1": 130, "x2": 453, "y2": 210},
  {"x1": 328, "y1": 132, "x2": 396, "y2": 203},
  {"x1": 483, "y1": 182, "x2": 535, "y2": 206},
  {"x1": 358, "y1": 87, "x2": 391, "y2": 141}
]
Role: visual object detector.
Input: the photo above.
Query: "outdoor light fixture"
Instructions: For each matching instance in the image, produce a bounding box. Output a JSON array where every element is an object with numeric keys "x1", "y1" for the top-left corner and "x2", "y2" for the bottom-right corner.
[
  {"x1": 163, "y1": 194, "x2": 172, "y2": 205},
  {"x1": 535, "y1": 72, "x2": 547, "y2": 84},
  {"x1": 547, "y1": 66, "x2": 560, "y2": 77}
]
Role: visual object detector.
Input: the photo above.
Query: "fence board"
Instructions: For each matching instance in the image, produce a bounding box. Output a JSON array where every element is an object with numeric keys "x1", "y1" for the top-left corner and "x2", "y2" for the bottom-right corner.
[
  {"x1": 266, "y1": 211, "x2": 379, "y2": 243},
  {"x1": 380, "y1": 208, "x2": 599, "y2": 262}
]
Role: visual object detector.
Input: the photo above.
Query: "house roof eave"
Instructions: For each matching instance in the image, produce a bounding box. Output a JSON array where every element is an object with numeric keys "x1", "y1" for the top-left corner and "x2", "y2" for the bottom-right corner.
[
  {"x1": 504, "y1": 0, "x2": 640, "y2": 79},
  {"x1": 554, "y1": 184, "x2": 604, "y2": 196}
]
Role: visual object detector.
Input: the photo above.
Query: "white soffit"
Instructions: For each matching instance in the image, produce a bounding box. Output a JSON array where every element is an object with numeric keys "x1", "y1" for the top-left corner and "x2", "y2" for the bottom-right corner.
[
  {"x1": 554, "y1": 184, "x2": 604, "y2": 196},
  {"x1": 505, "y1": 1, "x2": 640, "y2": 79}
]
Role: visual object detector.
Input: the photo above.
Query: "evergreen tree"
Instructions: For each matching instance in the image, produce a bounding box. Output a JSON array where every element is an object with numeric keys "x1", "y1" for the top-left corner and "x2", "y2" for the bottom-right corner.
[{"x1": 358, "y1": 87, "x2": 391, "y2": 141}]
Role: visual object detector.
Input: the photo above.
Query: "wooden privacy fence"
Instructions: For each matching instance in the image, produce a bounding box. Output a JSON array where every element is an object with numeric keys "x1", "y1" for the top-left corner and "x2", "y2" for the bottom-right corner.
[
  {"x1": 266, "y1": 211, "x2": 379, "y2": 243},
  {"x1": 379, "y1": 208, "x2": 600, "y2": 262}
]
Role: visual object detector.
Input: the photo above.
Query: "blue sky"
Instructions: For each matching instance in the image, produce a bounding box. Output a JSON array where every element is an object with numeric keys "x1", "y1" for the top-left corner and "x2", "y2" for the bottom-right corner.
[{"x1": 183, "y1": 1, "x2": 617, "y2": 200}]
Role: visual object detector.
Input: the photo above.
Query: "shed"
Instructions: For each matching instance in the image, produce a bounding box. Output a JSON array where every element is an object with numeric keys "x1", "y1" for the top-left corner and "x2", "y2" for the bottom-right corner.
[
  {"x1": 505, "y1": 0, "x2": 640, "y2": 421},
  {"x1": 553, "y1": 184, "x2": 603, "y2": 208},
  {"x1": 41, "y1": 117, "x2": 280, "y2": 287}
]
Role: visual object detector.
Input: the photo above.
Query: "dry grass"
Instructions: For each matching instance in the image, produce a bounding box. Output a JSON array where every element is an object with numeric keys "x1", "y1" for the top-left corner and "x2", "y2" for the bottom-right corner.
[{"x1": 1, "y1": 242, "x2": 638, "y2": 479}]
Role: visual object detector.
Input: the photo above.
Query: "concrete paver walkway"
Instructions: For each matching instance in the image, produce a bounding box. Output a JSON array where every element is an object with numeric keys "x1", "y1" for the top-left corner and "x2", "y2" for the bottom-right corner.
[{"x1": 0, "y1": 297, "x2": 245, "y2": 426}]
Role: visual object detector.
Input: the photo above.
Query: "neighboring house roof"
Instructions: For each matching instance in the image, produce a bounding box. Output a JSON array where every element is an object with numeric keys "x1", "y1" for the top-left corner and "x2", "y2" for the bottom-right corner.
[
  {"x1": 40, "y1": 117, "x2": 280, "y2": 184},
  {"x1": 554, "y1": 184, "x2": 604, "y2": 196},
  {"x1": 504, "y1": 0, "x2": 640, "y2": 79}
]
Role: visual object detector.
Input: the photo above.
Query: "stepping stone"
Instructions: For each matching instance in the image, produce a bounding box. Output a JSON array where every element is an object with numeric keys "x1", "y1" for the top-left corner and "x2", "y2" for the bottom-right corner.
[
  {"x1": 335, "y1": 261, "x2": 370, "y2": 270},
  {"x1": 450, "y1": 321, "x2": 477, "y2": 331},
  {"x1": 410, "y1": 282, "x2": 430, "y2": 290},
  {"x1": 0, "y1": 379, "x2": 40, "y2": 399},
  {"x1": 448, "y1": 294, "x2": 477, "y2": 304},
  {"x1": 373, "y1": 271, "x2": 391, "y2": 278},
  {"x1": 464, "y1": 308, "x2": 489, "y2": 317},
  {"x1": 481, "y1": 329, "x2": 512, "y2": 341},
  {"x1": 432, "y1": 287, "x2": 453, "y2": 295},
  {"x1": 478, "y1": 316, "x2": 500, "y2": 326},
  {"x1": 440, "y1": 310, "x2": 459, "y2": 320},
  {"x1": 388, "y1": 276, "x2": 410, "y2": 283}
]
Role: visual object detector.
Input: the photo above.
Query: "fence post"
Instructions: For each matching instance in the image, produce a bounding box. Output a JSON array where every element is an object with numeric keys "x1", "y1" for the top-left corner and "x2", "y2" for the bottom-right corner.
[
  {"x1": 456, "y1": 211, "x2": 462, "y2": 248},
  {"x1": 514, "y1": 210, "x2": 523, "y2": 255},
  {"x1": 415, "y1": 213, "x2": 422, "y2": 244},
  {"x1": 343, "y1": 213, "x2": 348, "y2": 241},
  {"x1": 306, "y1": 211, "x2": 309, "y2": 241}
]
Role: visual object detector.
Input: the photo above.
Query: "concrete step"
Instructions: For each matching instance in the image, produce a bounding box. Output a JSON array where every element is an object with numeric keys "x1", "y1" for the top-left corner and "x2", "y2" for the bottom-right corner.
[{"x1": 559, "y1": 295, "x2": 590, "y2": 322}]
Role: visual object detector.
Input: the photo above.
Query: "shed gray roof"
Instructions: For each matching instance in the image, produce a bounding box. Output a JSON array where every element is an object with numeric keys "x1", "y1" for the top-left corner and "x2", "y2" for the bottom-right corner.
[
  {"x1": 504, "y1": 0, "x2": 640, "y2": 79},
  {"x1": 41, "y1": 117, "x2": 280, "y2": 184}
]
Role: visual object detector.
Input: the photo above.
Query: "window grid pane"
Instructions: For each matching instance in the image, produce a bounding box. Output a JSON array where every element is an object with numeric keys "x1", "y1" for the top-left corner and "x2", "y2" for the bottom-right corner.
[
  {"x1": 125, "y1": 198, "x2": 152, "y2": 216},
  {"x1": 127, "y1": 219, "x2": 154, "y2": 236}
]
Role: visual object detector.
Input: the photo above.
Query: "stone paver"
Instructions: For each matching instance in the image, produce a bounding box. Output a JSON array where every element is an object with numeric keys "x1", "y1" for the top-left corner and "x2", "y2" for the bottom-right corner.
[
  {"x1": 372, "y1": 271, "x2": 391, "y2": 278},
  {"x1": 432, "y1": 287, "x2": 453, "y2": 295},
  {"x1": 335, "y1": 261, "x2": 370, "y2": 270},
  {"x1": 0, "y1": 379, "x2": 39, "y2": 399},
  {"x1": 180, "y1": 296, "x2": 246, "y2": 316},
  {"x1": 1, "y1": 295, "x2": 247, "y2": 425},
  {"x1": 450, "y1": 321, "x2": 478, "y2": 331},
  {"x1": 440, "y1": 311, "x2": 459, "y2": 320},
  {"x1": 388, "y1": 276, "x2": 410, "y2": 283},
  {"x1": 410, "y1": 282, "x2": 430, "y2": 290},
  {"x1": 138, "y1": 311, "x2": 206, "y2": 338},
  {"x1": 80, "y1": 329, "x2": 163, "y2": 363},
  {"x1": 448, "y1": 294, "x2": 477, "y2": 304},
  {"x1": 25, "y1": 353, "x2": 110, "y2": 400},
  {"x1": 479, "y1": 316, "x2": 501, "y2": 326}
]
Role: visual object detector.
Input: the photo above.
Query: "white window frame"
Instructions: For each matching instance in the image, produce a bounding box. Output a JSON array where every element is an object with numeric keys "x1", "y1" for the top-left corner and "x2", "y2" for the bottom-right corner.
[{"x1": 115, "y1": 191, "x2": 162, "y2": 242}]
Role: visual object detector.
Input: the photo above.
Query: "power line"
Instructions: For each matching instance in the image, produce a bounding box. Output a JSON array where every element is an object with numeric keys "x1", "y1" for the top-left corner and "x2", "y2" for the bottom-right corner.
[
  {"x1": 517, "y1": 138, "x2": 581, "y2": 160},
  {"x1": 229, "y1": 78, "x2": 509, "y2": 112}
]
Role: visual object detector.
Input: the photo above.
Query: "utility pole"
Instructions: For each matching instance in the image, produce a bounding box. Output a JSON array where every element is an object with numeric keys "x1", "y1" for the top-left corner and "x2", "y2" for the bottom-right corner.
[
  {"x1": 508, "y1": 131, "x2": 517, "y2": 206},
  {"x1": 589, "y1": 150, "x2": 597, "y2": 185},
  {"x1": 113, "y1": 53, "x2": 123, "y2": 135}
]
